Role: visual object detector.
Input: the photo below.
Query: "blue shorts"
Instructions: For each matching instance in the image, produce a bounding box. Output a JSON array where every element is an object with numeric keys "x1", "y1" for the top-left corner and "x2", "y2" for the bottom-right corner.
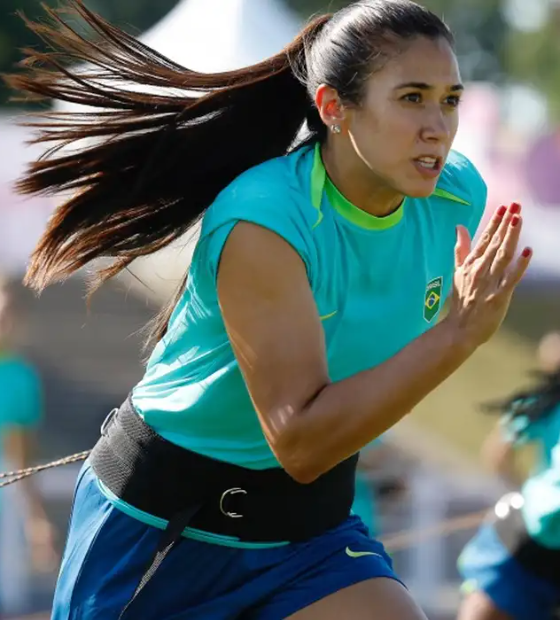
[
  {"x1": 53, "y1": 462, "x2": 402, "y2": 620},
  {"x1": 458, "y1": 521, "x2": 560, "y2": 620}
]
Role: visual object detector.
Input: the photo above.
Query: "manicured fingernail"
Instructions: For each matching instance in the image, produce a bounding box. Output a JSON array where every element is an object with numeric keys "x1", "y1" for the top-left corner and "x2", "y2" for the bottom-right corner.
[
  {"x1": 497, "y1": 206, "x2": 507, "y2": 217},
  {"x1": 511, "y1": 216, "x2": 520, "y2": 227},
  {"x1": 522, "y1": 247, "x2": 532, "y2": 258},
  {"x1": 510, "y1": 202, "x2": 521, "y2": 214}
]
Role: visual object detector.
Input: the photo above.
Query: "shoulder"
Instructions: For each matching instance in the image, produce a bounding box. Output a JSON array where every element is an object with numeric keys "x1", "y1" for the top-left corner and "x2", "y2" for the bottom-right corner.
[
  {"x1": 195, "y1": 146, "x2": 319, "y2": 283},
  {"x1": 428, "y1": 150, "x2": 488, "y2": 236},
  {"x1": 436, "y1": 150, "x2": 487, "y2": 206},
  {"x1": 201, "y1": 145, "x2": 318, "y2": 236}
]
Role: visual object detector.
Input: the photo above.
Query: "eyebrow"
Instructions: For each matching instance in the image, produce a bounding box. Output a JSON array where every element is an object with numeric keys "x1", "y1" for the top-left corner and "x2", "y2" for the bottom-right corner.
[{"x1": 395, "y1": 81, "x2": 464, "y2": 92}]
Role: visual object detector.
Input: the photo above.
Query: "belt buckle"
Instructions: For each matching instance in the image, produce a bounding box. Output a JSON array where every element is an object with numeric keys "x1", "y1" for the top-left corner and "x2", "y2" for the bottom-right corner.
[
  {"x1": 100, "y1": 407, "x2": 119, "y2": 437},
  {"x1": 219, "y1": 487, "x2": 248, "y2": 519}
]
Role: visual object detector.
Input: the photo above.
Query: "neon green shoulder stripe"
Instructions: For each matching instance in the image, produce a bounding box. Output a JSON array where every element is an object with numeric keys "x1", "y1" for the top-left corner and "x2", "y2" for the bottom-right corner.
[
  {"x1": 432, "y1": 187, "x2": 470, "y2": 206},
  {"x1": 310, "y1": 143, "x2": 325, "y2": 228}
]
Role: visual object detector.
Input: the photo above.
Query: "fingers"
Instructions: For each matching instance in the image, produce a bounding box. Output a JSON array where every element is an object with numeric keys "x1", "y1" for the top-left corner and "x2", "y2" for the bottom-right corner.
[
  {"x1": 489, "y1": 213, "x2": 523, "y2": 279},
  {"x1": 468, "y1": 204, "x2": 511, "y2": 262},
  {"x1": 454, "y1": 225, "x2": 471, "y2": 268},
  {"x1": 479, "y1": 203, "x2": 521, "y2": 267},
  {"x1": 501, "y1": 246, "x2": 532, "y2": 291}
]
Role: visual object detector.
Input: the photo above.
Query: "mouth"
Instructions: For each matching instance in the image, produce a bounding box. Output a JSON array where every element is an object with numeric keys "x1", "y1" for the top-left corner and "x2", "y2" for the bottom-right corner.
[{"x1": 412, "y1": 156, "x2": 443, "y2": 179}]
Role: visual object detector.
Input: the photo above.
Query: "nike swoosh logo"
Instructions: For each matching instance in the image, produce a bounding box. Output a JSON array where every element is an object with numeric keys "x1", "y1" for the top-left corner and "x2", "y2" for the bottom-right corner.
[{"x1": 345, "y1": 547, "x2": 383, "y2": 559}]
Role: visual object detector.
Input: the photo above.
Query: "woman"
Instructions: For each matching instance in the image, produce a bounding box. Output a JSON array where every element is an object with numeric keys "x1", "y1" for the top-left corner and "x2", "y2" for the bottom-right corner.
[
  {"x1": 6, "y1": 1, "x2": 532, "y2": 618},
  {"x1": 458, "y1": 335, "x2": 560, "y2": 620}
]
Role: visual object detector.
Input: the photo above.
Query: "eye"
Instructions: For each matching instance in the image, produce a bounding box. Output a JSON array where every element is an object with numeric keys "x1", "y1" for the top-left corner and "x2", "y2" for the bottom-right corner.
[
  {"x1": 444, "y1": 95, "x2": 462, "y2": 108},
  {"x1": 401, "y1": 92, "x2": 422, "y2": 104}
]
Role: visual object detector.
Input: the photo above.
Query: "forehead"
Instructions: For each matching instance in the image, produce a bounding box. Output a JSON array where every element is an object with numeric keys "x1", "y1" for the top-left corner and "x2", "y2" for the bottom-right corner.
[{"x1": 374, "y1": 37, "x2": 461, "y2": 88}]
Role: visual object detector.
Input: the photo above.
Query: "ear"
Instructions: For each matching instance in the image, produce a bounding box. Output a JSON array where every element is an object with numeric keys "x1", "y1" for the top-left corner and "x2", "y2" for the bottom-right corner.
[{"x1": 314, "y1": 84, "x2": 345, "y2": 130}]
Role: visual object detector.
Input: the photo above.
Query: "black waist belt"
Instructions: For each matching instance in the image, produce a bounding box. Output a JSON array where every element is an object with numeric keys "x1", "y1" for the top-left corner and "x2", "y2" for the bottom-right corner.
[
  {"x1": 89, "y1": 398, "x2": 358, "y2": 618},
  {"x1": 91, "y1": 397, "x2": 357, "y2": 542},
  {"x1": 493, "y1": 493, "x2": 560, "y2": 588}
]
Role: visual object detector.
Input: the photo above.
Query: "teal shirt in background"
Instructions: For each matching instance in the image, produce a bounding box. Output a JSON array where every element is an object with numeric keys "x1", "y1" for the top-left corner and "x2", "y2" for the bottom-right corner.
[
  {"x1": 501, "y1": 403, "x2": 560, "y2": 548},
  {"x1": 0, "y1": 355, "x2": 42, "y2": 467},
  {"x1": 105, "y1": 141, "x2": 487, "y2": 546}
]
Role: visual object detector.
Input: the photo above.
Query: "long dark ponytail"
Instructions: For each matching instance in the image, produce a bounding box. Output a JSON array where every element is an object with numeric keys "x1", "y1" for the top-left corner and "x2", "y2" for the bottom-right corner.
[
  {"x1": 5, "y1": 1, "x2": 330, "y2": 335},
  {"x1": 6, "y1": 0, "x2": 453, "y2": 344}
]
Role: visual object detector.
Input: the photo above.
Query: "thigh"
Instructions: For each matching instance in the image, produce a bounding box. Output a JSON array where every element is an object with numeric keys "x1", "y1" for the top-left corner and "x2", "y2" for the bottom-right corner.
[
  {"x1": 285, "y1": 577, "x2": 427, "y2": 620},
  {"x1": 247, "y1": 515, "x2": 410, "y2": 620}
]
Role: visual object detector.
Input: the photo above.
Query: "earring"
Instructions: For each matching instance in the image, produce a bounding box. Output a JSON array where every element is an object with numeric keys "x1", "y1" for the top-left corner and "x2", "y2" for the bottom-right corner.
[{"x1": 330, "y1": 124, "x2": 341, "y2": 134}]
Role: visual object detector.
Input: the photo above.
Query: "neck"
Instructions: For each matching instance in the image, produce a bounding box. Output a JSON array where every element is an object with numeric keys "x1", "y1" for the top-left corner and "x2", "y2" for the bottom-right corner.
[{"x1": 321, "y1": 140, "x2": 404, "y2": 218}]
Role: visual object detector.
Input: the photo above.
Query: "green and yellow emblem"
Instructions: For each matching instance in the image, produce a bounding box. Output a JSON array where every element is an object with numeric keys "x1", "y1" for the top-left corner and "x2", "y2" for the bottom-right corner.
[{"x1": 424, "y1": 277, "x2": 442, "y2": 323}]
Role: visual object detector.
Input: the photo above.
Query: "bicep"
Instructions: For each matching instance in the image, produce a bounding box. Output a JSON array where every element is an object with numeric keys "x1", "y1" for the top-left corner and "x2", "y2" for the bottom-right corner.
[{"x1": 217, "y1": 221, "x2": 329, "y2": 452}]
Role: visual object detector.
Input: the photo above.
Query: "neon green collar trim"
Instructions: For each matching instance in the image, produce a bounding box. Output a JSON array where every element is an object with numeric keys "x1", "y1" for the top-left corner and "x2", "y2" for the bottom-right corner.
[{"x1": 311, "y1": 142, "x2": 404, "y2": 231}]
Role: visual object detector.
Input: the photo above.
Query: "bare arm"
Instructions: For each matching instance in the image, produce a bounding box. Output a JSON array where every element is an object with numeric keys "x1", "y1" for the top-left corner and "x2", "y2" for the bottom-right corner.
[{"x1": 218, "y1": 206, "x2": 530, "y2": 483}]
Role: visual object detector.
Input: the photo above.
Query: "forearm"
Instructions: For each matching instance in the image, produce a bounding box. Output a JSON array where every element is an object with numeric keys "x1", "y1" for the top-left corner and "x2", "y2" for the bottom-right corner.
[{"x1": 281, "y1": 319, "x2": 474, "y2": 481}]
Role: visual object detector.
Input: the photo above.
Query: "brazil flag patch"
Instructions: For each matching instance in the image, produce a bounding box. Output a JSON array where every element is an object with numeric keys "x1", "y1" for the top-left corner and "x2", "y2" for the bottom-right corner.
[{"x1": 424, "y1": 277, "x2": 443, "y2": 323}]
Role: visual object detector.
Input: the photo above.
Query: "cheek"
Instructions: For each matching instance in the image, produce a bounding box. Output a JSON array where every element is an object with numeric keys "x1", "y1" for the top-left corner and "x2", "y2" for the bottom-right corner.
[
  {"x1": 449, "y1": 114, "x2": 460, "y2": 141},
  {"x1": 349, "y1": 107, "x2": 412, "y2": 160},
  {"x1": 348, "y1": 106, "x2": 382, "y2": 138}
]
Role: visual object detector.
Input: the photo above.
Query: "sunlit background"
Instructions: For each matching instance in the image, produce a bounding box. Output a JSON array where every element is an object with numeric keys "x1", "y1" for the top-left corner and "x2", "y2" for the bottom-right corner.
[{"x1": 1, "y1": 0, "x2": 560, "y2": 618}]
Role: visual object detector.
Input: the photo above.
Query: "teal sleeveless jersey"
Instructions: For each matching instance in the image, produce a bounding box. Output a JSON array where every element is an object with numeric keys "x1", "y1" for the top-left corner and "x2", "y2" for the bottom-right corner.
[
  {"x1": 501, "y1": 404, "x2": 560, "y2": 548},
  {"x1": 131, "y1": 142, "x2": 487, "y2": 469}
]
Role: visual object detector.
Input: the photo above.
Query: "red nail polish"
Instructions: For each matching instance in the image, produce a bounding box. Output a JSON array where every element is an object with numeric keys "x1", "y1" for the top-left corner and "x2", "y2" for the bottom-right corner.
[
  {"x1": 522, "y1": 247, "x2": 532, "y2": 258},
  {"x1": 510, "y1": 203, "x2": 521, "y2": 214},
  {"x1": 497, "y1": 206, "x2": 507, "y2": 217},
  {"x1": 511, "y1": 216, "x2": 520, "y2": 227}
]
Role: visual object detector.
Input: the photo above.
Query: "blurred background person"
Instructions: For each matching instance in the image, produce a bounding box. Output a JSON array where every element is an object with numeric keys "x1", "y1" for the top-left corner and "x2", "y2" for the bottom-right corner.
[
  {"x1": 457, "y1": 332, "x2": 560, "y2": 620},
  {"x1": 0, "y1": 277, "x2": 58, "y2": 582},
  {"x1": 480, "y1": 330, "x2": 560, "y2": 489}
]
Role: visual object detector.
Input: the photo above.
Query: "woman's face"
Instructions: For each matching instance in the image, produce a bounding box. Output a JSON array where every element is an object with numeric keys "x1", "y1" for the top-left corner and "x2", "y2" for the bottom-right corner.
[{"x1": 339, "y1": 36, "x2": 463, "y2": 199}]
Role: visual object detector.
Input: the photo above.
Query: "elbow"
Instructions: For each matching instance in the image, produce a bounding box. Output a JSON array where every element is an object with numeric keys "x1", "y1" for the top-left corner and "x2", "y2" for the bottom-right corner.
[
  {"x1": 281, "y1": 460, "x2": 321, "y2": 485},
  {"x1": 270, "y1": 425, "x2": 323, "y2": 485}
]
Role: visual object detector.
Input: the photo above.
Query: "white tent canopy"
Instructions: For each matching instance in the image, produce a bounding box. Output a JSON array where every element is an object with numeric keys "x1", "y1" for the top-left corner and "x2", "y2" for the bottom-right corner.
[{"x1": 142, "y1": 0, "x2": 301, "y2": 72}]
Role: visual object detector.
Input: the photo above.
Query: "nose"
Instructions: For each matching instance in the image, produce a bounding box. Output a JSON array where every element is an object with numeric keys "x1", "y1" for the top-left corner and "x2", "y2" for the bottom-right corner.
[{"x1": 420, "y1": 106, "x2": 451, "y2": 143}]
